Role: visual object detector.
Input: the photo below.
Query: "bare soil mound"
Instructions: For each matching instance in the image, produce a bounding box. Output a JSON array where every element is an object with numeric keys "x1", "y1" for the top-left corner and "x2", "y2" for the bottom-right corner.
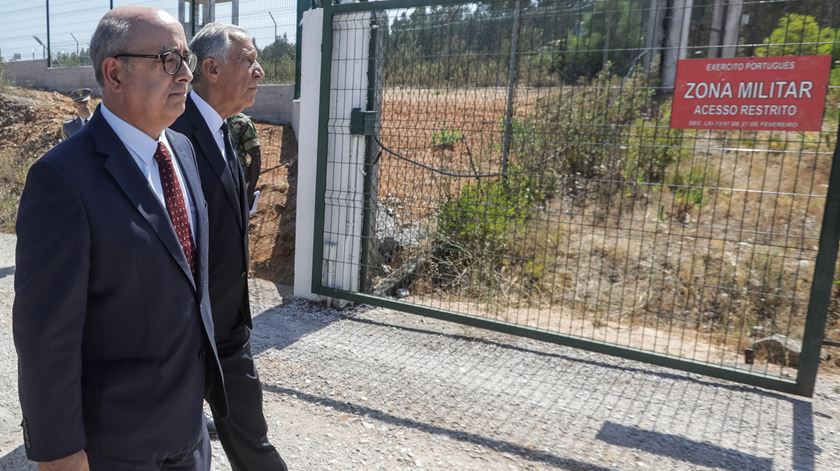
[{"x1": 0, "y1": 86, "x2": 296, "y2": 279}]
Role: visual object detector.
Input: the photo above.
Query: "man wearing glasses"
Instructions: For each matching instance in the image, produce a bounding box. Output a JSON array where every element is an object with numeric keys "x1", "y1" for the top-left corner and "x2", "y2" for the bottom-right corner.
[
  {"x1": 171, "y1": 23, "x2": 287, "y2": 471},
  {"x1": 13, "y1": 6, "x2": 225, "y2": 470}
]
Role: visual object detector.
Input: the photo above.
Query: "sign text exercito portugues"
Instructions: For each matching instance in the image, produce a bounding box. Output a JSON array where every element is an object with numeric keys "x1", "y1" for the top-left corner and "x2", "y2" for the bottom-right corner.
[{"x1": 669, "y1": 55, "x2": 832, "y2": 132}]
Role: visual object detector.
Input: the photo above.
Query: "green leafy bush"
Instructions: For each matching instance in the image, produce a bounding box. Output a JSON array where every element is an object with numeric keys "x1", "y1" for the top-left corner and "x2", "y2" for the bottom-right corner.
[
  {"x1": 429, "y1": 167, "x2": 553, "y2": 296},
  {"x1": 526, "y1": 66, "x2": 652, "y2": 185},
  {"x1": 755, "y1": 14, "x2": 840, "y2": 62},
  {"x1": 432, "y1": 127, "x2": 463, "y2": 149},
  {"x1": 437, "y1": 171, "x2": 538, "y2": 253},
  {"x1": 553, "y1": 0, "x2": 647, "y2": 82},
  {"x1": 624, "y1": 105, "x2": 688, "y2": 185}
]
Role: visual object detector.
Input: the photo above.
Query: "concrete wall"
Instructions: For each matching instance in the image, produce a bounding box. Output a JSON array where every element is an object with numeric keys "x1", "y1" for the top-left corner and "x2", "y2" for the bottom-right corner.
[
  {"x1": 2, "y1": 60, "x2": 293, "y2": 124},
  {"x1": 3, "y1": 60, "x2": 98, "y2": 93},
  {"x1": 245, "y1": 84, "x2": 294, "y2": 125}
]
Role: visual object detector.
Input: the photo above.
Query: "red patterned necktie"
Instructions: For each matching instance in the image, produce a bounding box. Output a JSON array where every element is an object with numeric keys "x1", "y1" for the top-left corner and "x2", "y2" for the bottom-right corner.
[{"x1": 153, "y1": 142, "x2": 196, "y2": 275}]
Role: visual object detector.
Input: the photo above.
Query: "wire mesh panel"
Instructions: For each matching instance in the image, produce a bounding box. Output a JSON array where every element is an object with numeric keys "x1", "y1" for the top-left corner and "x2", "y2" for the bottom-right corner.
[{"x1": 315, "y1": 0, "x2": 840, "y2": 395}]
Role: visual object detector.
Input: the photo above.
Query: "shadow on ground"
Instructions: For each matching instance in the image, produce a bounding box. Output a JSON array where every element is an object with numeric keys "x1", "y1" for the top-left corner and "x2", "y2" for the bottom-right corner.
[{"x1": 250, "y1": 301, "x2": 819, "y2": 470}]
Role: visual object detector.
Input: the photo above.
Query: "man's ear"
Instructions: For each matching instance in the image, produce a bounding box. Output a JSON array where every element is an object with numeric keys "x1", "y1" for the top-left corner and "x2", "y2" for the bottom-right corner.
[
  {"x1": 101, "y1": 57, "x2": 123, "y2": 93},
  {"x1": 201, "y1": 57, "x2": 220, "y2": 83}
]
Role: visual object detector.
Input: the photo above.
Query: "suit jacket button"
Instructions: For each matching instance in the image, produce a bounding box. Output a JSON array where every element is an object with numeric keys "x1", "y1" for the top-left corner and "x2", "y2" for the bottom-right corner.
[
  {"x1": 240, "y1": 271, "x2": 246, "y2": 279},
  {"x1": 199, "y1": 349, "x2": 206, "y2": 360}
]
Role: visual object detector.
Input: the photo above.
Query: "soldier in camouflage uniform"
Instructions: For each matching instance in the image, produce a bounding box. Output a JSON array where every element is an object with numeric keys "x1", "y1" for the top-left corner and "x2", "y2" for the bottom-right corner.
[{"x1": 226, "y1": 112, "x2": 262, "y2": 208}]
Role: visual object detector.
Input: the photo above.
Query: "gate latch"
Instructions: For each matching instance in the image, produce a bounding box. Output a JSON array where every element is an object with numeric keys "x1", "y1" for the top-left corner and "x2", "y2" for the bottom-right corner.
[{"x1": 350, "y1": 108, "x2": 378, "y2": 136}]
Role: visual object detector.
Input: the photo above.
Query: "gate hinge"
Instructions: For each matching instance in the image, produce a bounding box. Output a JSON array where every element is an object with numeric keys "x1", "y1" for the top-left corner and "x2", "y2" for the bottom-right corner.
[{"x1": 350, "y1": 108, "x2": 378, "y2": 136}]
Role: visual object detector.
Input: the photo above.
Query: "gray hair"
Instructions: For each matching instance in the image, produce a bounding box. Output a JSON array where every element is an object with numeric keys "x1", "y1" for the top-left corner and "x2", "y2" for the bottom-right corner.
[
  {"x1": 89, "y1": 14, "x2": 133, "y2": 87},
  {"x1": 190, "y1": 22, "x2": 249, "y2": 84}
]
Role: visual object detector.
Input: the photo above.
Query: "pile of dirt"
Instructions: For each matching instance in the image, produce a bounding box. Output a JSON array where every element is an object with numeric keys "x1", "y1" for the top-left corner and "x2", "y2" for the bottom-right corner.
[
  {"x1": 0, "y1": 85, "x2": 297, "y2": 280},
  {"x1": 248, "y1": 122, "x2": 297, "y2": 284},
  {"x1": 0, "y1": 87, "x2": 74, "y2": 231},
  {"x1": 0, "y1": 87, "x2": 72, "y2": 146}
]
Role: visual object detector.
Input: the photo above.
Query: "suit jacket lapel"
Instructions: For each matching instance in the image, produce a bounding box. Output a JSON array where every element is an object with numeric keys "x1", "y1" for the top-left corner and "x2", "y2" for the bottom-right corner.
[
  {"x1": 185, "y1": 97, "x2": 244, "y2": 230},
  {"x1": 92, "y1": 109, "x2": 197, "y2": 290}
]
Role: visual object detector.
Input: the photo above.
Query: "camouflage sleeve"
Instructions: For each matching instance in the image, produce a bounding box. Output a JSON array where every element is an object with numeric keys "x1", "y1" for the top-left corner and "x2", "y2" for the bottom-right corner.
[{"x1": 240, "y1": 119, "x2": 260, "y2": 153}]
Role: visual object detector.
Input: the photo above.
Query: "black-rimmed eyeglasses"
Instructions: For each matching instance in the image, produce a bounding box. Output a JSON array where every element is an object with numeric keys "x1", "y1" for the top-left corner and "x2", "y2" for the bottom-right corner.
[{"x1": 113, "y1": 50, "x2": 198, "y2": 75}]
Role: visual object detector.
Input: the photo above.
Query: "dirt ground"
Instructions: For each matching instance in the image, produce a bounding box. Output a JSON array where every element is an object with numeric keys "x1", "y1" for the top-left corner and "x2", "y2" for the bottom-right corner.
[
  {"x1": 248, "y1": 121, "x2": 298, "y2": 284},
  {"x1": 0, "y1": 86, "x2": 298, "y2": 280}
]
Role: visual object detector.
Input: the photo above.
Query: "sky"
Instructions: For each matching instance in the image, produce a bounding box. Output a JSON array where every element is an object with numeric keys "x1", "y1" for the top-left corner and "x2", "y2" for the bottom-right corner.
[{"x1": 0, "y1": 0, "x2": 299, "y2": 62}]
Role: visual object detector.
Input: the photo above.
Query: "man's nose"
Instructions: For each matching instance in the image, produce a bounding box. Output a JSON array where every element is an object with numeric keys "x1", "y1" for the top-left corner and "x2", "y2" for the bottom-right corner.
[
  {"x1": 176, "y1": 60, "x2": 193, "y2": 83},
  {"x1": 253, "y1": 61, "x2": 264, "y2": 81}
]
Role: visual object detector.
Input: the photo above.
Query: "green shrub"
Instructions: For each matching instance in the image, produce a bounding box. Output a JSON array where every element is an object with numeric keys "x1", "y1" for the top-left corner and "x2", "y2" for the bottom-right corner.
[
  {"x1": 755, "y1": 14, "x2": 840, "y2": 62},
  {"x1": 437, "y1": 172, "x2": 537, "y2": 252},
  {"x1": 0, "y1": 59, "x2": 8, "y2": 92},
  {"x1": 528, "y1": 66, "x2": 652, "y2": 184},
  {"x1": 553, "y1": 0, "x2": 647, "y2": 82},
  {"x1": 624, "y1": 105, "x2": 688, "y2": 184},
  {"x1": 432, "y1": 127, "x2": 463, "y2": 149},
  {"x1": 430, "y1": 167, "x2": 551, "y2": 295},
  {"x1": 667, "y1": 164, "x2": 713, "y2": 218},
  {"x1": 0, "y1": 148, "x2": 33, "y2": 232}
]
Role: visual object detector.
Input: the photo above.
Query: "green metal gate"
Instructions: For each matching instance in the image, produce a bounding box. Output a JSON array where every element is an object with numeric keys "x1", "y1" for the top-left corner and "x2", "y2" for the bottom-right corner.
[{"x1": 311, "y1": 0, "x2": 840, "y2": 397}]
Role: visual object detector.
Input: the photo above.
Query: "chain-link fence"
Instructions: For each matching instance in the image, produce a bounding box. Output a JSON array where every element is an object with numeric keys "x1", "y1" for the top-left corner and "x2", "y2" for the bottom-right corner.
[
  {"x1": 314, "y1": 0, "x2": 840, "y2": 395},
  {"x1": 0, "y1": 0, "x2": 297, "y2": 83}
]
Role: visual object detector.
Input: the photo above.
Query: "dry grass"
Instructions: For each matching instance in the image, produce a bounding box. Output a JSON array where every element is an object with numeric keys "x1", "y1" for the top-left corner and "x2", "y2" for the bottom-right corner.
[
  {"x1": 375, "y1": 86, "x2": 840, "y2": 374},
  {"x1": 0, "y1": 87, "x2": 72, "y2": 232}
]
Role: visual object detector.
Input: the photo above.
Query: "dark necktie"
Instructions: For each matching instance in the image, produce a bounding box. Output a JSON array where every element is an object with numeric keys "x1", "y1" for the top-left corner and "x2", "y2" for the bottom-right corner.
[
  {"x1": 153, "y1": 142, "x2": 196, "y2": 275},
  {"x1": 221, "y1": 123, "x2": 243, "y2": 197}
]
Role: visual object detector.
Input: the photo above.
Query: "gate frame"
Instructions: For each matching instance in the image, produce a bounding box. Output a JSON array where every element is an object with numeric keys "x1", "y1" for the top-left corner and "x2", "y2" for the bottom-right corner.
[{"x1": 310, "y1": 0, "x2": 840, "y2": 397}]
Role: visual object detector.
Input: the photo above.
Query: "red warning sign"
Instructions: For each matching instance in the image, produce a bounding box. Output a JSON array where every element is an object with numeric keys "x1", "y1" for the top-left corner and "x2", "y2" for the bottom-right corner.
[{"x1": 670, "y1": 55, "x2": 832, "y2": 131}]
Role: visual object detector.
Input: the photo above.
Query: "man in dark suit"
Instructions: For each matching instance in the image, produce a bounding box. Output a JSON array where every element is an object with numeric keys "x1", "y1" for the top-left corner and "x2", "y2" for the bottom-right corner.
[
  {"x1": 171, "y1": 22, "x2": 286, "y2": 471},
  {"x1": 13, "y1": 6, "x2": 226, "y2": 470}
]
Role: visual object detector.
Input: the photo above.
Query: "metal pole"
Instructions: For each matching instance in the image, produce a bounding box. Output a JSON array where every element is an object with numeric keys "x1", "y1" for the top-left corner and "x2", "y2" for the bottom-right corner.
[
  {"x1": 643, "y1": 0, "x2": 660, "y2": 73},
  {"x1": 708, "y1": 0, "x2": 725, "y2": 58},
  {"x1": 46, "y1": 0, "x2": 51, "y2": 67},
  {"x1": 191, "y1": 0, "x2": 198, "y2": 37},
  {"x1": 268, "y1": 11, "x2": 278, "y2": 40},
  {"x1": 71, "y1": 33, "x2": 79, "y2": 57},
  {"x1": 797, "y1": 119, "x2": 840, "y2": 397},
  {"x1": 359, "y1": 11, "x2": 380, "y2": 293},
  {"x1": 721, "y1": 0, "x2": 743, "y2": 58},
  {"x1": 295, "y1": 0, "x2": 312, "y2": 99},
  {"x1": 501, "y1": 0, "x2": 523, "y2": 178}
]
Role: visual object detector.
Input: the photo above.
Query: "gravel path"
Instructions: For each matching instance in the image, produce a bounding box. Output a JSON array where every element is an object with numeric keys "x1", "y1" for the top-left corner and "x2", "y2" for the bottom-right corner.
[{"x1": 0, "y1": 232, "x2": 838, "y2": 470}]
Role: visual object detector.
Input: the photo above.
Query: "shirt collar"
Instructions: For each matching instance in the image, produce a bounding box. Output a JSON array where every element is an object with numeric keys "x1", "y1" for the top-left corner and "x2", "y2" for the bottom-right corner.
[
  {"x1": 100, "y1": 103, "x2": 165, "y2": 165},
  {"x1": 190, "y1": 90, "x2": 224, "y2": 134}
]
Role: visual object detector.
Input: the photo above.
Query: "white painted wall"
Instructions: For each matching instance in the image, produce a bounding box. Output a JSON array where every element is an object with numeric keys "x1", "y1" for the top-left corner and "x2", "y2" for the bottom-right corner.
[{"x1": 294, "y1": 8, "x2": 326, "y2": 300}]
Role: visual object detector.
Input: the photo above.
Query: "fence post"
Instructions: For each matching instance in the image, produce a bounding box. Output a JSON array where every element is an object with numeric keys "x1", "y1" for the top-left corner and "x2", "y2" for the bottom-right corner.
[
  {"x1": 661, "y1": 0, "x2": 693, "y2": 89},
  {"x1": 359, "y1": 11, "x2": 382, "y2": 293},
  {"x1": 46, "y1": 0, "x2": 51, "y2": 67},
  {"x1": 295, "y1": 0, "x2": 312, "y2": 100},
  {"x1": 797, "y1": 119, "x2": 840, "y2": 397},
  {"x1": 501, "y1": 0, "x2": 523, "y2": 178},
  {"x1": 294, "y1": 7, "x2": 325, "y2": 300},
  {"x1": 721, "y1": 0, "x2": 743, "y2": 58}
]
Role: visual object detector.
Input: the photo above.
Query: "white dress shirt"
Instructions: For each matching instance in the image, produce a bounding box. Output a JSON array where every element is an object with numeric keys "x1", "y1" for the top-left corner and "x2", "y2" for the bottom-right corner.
[
  {"x1": 100, "y1": 103, "x2": 196, "y2": 239},
  {"x1": 190, "y1": 91, "x2": 227, "y2": 160}
]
